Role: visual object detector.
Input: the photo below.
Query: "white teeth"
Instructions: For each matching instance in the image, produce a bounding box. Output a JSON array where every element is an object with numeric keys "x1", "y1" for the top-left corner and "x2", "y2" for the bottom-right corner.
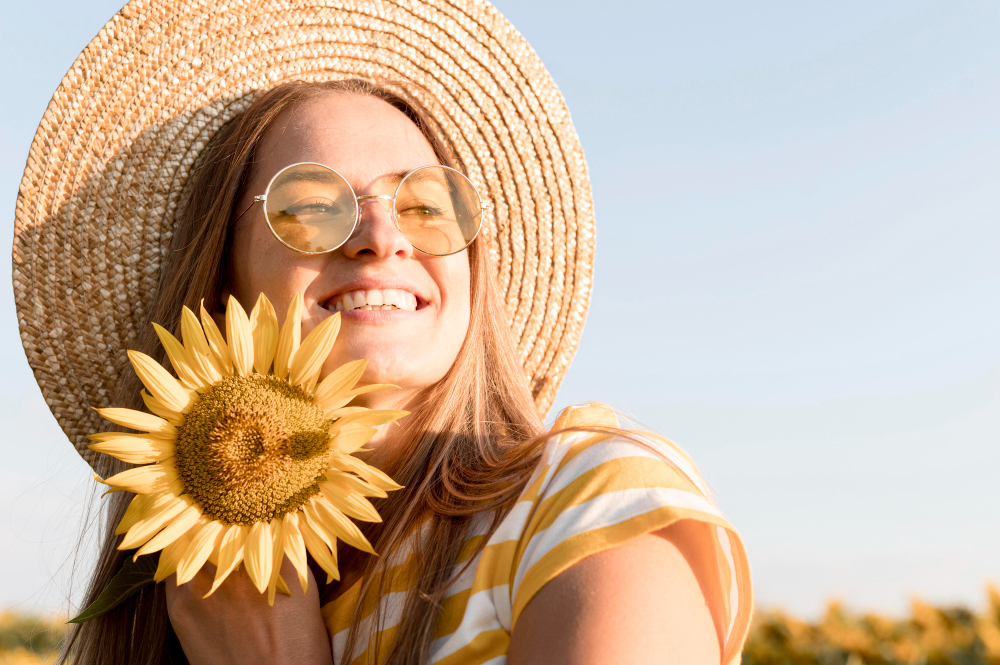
[
  {"x1": 387, "y1": 290, "x2": 417, "y2": 311},
  {"x1": 326, "y1": 288, "x2": 418, "y2": 312}
]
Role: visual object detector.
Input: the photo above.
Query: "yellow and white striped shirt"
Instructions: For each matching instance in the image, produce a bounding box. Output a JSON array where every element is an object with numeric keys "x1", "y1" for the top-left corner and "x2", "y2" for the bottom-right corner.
[{"x1": 322, "y1": 403, "x2": 753, "y2": 664}]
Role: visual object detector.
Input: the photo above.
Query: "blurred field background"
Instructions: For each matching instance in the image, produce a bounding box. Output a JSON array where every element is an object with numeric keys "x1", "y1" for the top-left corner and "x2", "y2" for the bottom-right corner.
[{"x1": 4, "y1": 585, "x2": 1000, "y2": 664}]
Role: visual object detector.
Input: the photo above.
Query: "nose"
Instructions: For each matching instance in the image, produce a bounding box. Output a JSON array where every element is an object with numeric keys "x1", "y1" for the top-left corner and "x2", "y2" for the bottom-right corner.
[{"x1": 340, "y1": 196, "x2": 414, "y2": 260}]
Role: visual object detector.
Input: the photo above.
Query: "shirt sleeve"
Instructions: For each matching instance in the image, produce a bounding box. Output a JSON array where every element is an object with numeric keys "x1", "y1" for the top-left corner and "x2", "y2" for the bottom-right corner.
[{"x1": 509, "y1": 403, "x2": 753, "y2": 665}]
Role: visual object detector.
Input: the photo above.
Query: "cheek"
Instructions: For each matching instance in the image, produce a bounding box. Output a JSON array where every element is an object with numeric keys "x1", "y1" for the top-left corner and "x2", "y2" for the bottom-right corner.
[
  {"x1": 456, "y1": 275, "x2": 472, "y2": 331},
  {"x1": 228, "y1": 222, "x2": 317, "y2": 309},
  {"x1": 439, "y1": 259, "x2": 472, "y2": 345},
  {"x1": 228, "y1": 223, "x2": 262, "y2": 301}
]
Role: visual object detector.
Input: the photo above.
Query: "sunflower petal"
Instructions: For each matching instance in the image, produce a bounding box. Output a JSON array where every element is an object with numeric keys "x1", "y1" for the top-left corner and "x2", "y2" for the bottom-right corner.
[
  {"x1": 88, "y1": 434, "x2": 174, "y2": 464},
  {"x1": 226, "y1": 296, "x2": 254, "y2": 377},
  {"x1": 330, "y1": 409, "x2": 409, "y2": 434},
  {"x1": 319, "y1": 481, "x2": 382, "y2": 522},
  {"x1": 93, "y1": 475, "x2": 124, "y2": 496},
  {"x1": 199, "y1": 301, "x2": 234, "y2": 377},
  {"x1": 180, "y1": 307, "x2": 226, "y2": 385},
  {"x1": 250, "y1": 294, "x2": 279, "y2": 375},
  {"x1": 244, "y1": 520, "x2": 272, "y2": 593},
  {"x1": 321, "y1": 384, "x2": 399, "y2": 413},
  {"x1": 128, "y1": 350, "x2": 193, "y2": 414},
  {"x1": 116, "y1": 492, "x2": 158, "y2": 535},
  {"x1": 141, "y1": 391, "x2": 184, "y2": 426},
  {"x1": 95, "y1": 408, "x2": 175, "y2": 437},
  {"x1": 156, "y1": 458, "x2": 184, "y2": 495},
  {"x1": 331, "y1": 423, "x2": 378, "y2": 454},
  {"x1": 288, "y1": 313, "x2": 341, "y2": 391},
  {"x1": 313, "y1": 359, "x2": 367, "y2": 410},
  {"x1": 100, "y1": 464, "x2": 171, "y2": 496},
  {"x1": 134, "y1": 500, "x2": 201, "y2": 558},
  {"x1": 207, "y1": 524, "x2": 248, "y2": 597},
  {"x1": 118, "y1": 495, "x2": 189, "y2": 549},
  {"x1": 152, "y1": 323, "x2": 205, "y2": 391},
  {"x1": 281, "y1": 512, "x2": 309, "y2": 593},
  {"x1": 305, "y1": 496, "x2": 374, "y2": 555},
  {"x1": 326, "y1": 407, "x2": 369, "y2": 419},
  {"x1": 180, "y1": 306, "x2": 212, "y2": 355},
  {"x1": 325, "y1": 470, "x2": 388, "y2": 499},
  {"x1": 298, "y1": 515, "x2": 339, "y2": 583},
  {"x1": 320, "y1": 397, "x2": 362, "y2": 414},
  {"x1": 176, "y1": 519, "x2": 224, "y2": 585},
  {"x1": 275, "y1": 575, "x2": 292, "y2": 596},
  {"x1": 328, "y1": 454, "x2": 404, "y2": 492},
  {"x1": 189, "y1": 347, "x2": 224, "y2": 387},
  {"x1": 155, "y1": 530, "x2": 195, "y2": 583},
  {"x1": 273, "y1": 293, "x2": 302, "y2": 380},
  {"x1": 88, "y1": 430, "x2": 172, "y2": 443},
  {"x1": 266, "y1": 517, "x2": 284, "y2": 606}
]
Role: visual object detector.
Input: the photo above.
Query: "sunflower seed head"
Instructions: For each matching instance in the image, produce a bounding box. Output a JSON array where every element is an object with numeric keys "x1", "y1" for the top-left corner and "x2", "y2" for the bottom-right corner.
[{"x1": 174, "y1": 374, "x2": 332, "y2": 525}]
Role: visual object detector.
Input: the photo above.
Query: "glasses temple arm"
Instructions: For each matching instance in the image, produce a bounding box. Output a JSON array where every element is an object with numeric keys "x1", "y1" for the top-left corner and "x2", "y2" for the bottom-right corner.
[{"x1": 233, "y1": 195, "x2": 266, "y2": 224}]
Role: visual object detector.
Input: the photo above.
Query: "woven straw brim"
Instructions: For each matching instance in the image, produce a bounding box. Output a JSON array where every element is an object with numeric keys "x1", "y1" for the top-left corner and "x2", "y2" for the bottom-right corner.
[{"x1": 12, "y1": 0, "x2": 595, "y2": 469}]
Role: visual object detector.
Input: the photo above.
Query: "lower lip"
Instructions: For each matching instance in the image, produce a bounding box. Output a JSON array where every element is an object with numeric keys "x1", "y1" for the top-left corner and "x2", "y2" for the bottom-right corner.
[{"x1": 328, "y1": 307, "x2": 420, "y2": 323}]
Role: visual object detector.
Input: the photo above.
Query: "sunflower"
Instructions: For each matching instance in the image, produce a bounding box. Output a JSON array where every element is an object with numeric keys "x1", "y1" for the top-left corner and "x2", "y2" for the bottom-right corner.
[{"x1": 89, "y1": 293, "x2": 404, "y2": 604}]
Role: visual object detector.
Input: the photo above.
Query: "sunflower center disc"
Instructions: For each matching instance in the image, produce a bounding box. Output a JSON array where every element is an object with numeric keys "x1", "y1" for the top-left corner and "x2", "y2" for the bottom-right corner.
[{"x1": 174, "y1": 374, "x2": 332, "y2": 525}]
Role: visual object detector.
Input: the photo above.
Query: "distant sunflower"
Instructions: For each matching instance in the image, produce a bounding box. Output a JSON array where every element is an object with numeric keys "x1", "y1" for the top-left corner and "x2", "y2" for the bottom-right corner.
[{"x1": 90, "y1": 293, "x2": 404, "y2": 604}]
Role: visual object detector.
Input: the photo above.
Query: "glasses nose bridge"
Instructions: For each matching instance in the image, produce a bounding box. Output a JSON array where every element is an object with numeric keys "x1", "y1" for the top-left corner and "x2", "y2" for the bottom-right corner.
[
  {"x1": 353, "y1": 193, "x2": 401, "y2": 242},
  {"x1": 356, "y1": 193, "x2": 395, "y2": 216}
]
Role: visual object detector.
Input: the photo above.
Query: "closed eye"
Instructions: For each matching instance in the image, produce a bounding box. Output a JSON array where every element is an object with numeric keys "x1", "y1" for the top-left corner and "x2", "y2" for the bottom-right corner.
[{"x1": 281, "y1": 198, "x2": 343, "y2": 217}]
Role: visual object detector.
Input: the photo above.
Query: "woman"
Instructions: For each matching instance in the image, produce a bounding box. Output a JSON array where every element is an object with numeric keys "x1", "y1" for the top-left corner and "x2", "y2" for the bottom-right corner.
[{"x1": 13, "y1": 2, "x2": 751, "y2": 665}]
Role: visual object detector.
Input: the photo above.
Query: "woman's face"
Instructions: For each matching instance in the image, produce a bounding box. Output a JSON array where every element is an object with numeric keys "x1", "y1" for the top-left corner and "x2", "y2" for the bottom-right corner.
[{"x1": 228, "y1": 93, "x2": 471, "y2": 406}]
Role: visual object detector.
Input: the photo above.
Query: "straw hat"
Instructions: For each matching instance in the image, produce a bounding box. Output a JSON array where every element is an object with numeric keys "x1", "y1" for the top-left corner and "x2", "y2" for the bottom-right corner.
[{"x1": 12, "y1": 0, "x2": 595, "y2": 469}]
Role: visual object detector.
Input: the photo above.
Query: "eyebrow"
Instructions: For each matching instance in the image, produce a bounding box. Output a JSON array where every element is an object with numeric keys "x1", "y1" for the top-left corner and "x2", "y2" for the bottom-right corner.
[
  {"x1": 273, "y1": 167, "x2": 343, "y2": 186},
  {"x1": 274, "y1": 167, "x2": 417, "y2": 187},
  {"x1": 384, "y1": 169, "x2": 412, "y2": 184}
]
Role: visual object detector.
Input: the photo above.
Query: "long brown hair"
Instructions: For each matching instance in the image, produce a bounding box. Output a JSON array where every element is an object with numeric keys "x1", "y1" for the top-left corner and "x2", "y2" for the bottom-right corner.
[{"x1": 62, "y1": 78, "x2": 547, "y2": 665}]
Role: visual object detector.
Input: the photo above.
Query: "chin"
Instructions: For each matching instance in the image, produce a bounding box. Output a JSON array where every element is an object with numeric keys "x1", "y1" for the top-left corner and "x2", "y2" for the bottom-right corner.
[{"x1": 320, "y1": 346, "x2": 445, "y2": 391}]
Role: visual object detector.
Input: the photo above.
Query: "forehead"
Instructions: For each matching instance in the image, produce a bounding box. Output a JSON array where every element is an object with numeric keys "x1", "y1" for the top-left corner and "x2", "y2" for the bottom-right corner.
[{"x1": 254, "y1": 92, "x2": 439, "y2": 184}]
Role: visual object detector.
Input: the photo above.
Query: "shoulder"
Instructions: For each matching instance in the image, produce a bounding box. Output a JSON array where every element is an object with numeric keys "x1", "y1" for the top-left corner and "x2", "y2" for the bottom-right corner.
[
  {"x1": 522, "y1": 403, "x2": 723, "y2": 532},
  {"x1": 508, "y1": 520, "x2": 725, "y2": 664},
  {"x1": 509, "y1": 402, "x2": 753, "y2": 665}
]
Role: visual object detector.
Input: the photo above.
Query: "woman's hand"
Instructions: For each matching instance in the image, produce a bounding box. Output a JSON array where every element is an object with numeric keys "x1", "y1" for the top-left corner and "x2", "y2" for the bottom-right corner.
[{"x1": 166, "y1": 557, "x2": 334, "y2": 665}]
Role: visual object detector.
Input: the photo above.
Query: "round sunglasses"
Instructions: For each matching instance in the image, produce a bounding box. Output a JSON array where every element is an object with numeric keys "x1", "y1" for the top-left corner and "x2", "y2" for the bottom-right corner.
[{"x1": 234, "y1": 162, "x2": 489, "y2": 256}]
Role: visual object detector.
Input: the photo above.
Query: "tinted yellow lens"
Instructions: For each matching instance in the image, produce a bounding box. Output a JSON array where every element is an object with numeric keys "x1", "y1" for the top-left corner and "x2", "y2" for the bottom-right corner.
[
  {"x1": 264, "y1": 164, "x2": 357, "y2": 253},
  {"x1": 394, "y1": 166, "x2": 482, "y2": 255}
]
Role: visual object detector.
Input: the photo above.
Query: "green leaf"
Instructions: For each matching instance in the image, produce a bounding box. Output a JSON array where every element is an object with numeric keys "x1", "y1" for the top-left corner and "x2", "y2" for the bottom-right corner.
[{"x1": 67, "y1": 554, "x2": 157, "y2": 624}]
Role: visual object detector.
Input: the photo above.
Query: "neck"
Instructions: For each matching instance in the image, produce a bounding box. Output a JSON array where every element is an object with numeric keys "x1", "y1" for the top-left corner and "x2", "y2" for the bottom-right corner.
[
  {"x1": 348, "y1": 384, "x2": 426, "y2": 459},
  {"x1": 350, "y1": 385, "x2": 419, "y2": 412}
]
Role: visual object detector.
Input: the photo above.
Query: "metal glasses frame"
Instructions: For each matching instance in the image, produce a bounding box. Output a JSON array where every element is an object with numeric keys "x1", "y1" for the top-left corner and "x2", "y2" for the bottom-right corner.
[{"x1": 233, "y1": 162, "x2": 491, "y2": 256}]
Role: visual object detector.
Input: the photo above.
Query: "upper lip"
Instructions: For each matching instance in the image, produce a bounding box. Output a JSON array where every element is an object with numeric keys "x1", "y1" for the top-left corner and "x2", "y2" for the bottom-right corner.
[{"x1": 321, "y1": 278, "x2": 429, "y2": 308}]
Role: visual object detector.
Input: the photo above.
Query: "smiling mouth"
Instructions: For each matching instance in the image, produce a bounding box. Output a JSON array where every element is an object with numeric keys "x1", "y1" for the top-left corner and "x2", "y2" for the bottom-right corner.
[{"x1": 323, "y1": 289, "x2": 419, "y2": 312}]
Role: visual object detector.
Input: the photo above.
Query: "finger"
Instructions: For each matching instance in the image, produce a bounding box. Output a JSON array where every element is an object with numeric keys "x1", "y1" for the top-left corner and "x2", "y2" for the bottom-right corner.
[
  {"x1": 277, "y1": 556, "x2": 312, "y2": 597},
  {"x1": 184, "y1": 560, "x2": 217, "y2": 597},
  {"x1": 164, "y1": 573, "x2": 190, "y2": 624}
]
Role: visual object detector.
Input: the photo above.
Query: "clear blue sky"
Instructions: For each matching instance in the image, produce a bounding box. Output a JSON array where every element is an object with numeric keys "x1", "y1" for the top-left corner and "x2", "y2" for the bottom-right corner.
[{"x1": 2, "y1": 1, "x2": 998, "y2": 619}]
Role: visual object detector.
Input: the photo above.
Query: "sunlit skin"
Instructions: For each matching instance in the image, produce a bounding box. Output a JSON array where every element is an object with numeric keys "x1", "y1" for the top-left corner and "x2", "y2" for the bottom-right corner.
[
  {"x1": 227, "y1": 93, "x2": 471, "y2": 414},
  {"x1": 166, "y1": 93, "x2": 723, "y2": 665}
]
